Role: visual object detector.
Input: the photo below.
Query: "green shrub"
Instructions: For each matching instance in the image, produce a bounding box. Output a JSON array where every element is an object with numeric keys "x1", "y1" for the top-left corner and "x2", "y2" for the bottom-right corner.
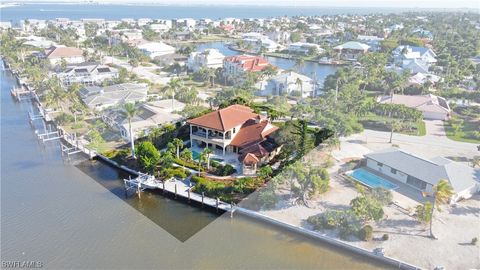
[
  {"x1": 359, "y1": 225, "x2": 373, "y2": 241},
  {"x1": 382, "y1": 233, "x2": 389, "y2": 241},
  {"x1": 258, "y1": 189, "x2": 277, "y2": 209},
  {"x1": 55, "y1": 112, "x2": 75, "y2": 125},
  {"x1": 71, "y1": 122, "x2": 84, "y2": 129},
  {"x1": 213, "y1": 163, "x2": 237, "y2": 176}
]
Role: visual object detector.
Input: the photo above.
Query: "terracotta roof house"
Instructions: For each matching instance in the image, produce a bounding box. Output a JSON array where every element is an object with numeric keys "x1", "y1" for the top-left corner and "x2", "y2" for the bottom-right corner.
[
  {"x1": 43, "y1": 46, "x2": 84, "y2": 65},
  {"x1": 187, "y1": 104, "x2": 281, "y2": 174},
  {"x1": 377, "y1": 94, "x2": 451, "y2": 120},
  {"x1": 223, "y1": 55, "x2": 269, "y2": 85}
]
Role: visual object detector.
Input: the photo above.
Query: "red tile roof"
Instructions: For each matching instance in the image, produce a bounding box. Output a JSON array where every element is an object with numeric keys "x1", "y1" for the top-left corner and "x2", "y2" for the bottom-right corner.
[
  {"x1": 187, "y1": 104, "x2": 258, "y2": 132},
  {"x1": 224, "y1": 55, "x2": 269, "y2": 72},
  {"x1": 44, "y1": 46, "x2": 83, "y2": 59},
  {"x1": 230, "y1": 119, "x2": 279, "y2": 148},
  {"x1": 242, "y1": 152, "x2": 260, "y2": 165}
]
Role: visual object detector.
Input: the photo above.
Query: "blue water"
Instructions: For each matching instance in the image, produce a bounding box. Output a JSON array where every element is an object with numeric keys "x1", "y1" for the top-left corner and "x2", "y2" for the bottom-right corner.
[
  {"x1": 348, "y1": 168, "x2": 399, "y2": 190},
  {"x1": 0, "y1": 4, "x2": 424, "y2": 23},
  {"x1": 197, "y1": 41, "x2": 338, "y2": 83},
  {"x1": 192, "y1": 150, "x2": 201, "y2": 160}
]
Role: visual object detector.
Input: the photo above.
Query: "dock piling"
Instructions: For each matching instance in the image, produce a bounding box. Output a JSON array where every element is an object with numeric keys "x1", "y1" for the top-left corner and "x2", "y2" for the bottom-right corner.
[
  {"x1": 216, "y1": 197, "x2": 219, "y2": 213},
  {"x1": 188, "y1": 189, "x2": 190, "y2": 203},
  {"x1": 162, "y1": 181, "x2": 165, "y2": 194},
  {"x1": 201, "y1": 192, "x2": 204, "y2": 207},
  {"x1": 174, "y1": 183, "x2": 177, "y2": 198}
]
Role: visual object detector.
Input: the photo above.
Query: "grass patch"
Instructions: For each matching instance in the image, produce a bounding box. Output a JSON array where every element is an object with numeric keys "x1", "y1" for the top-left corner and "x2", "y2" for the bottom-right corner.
[
  {"x1": 359, "y1": 114, "x2": 425, "y2": 136},
  {"x1": 444, "y1": 120, "x2": 480, "y2": 143}
]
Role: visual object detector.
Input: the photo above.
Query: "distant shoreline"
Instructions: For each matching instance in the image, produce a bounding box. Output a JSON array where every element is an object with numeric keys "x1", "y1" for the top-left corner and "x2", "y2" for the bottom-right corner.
[{"x1": 1, "y1": 2, "x2": 478, "y2": 11}]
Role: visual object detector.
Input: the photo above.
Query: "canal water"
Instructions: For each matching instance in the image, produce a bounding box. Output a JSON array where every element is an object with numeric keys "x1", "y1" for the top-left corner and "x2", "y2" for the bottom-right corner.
[
  {"x1": 196, "y1": 41, "x2": 339, "y2": 84},
  {"x1": 0, "y1": 66, "x2": 389, "y2": 269}
]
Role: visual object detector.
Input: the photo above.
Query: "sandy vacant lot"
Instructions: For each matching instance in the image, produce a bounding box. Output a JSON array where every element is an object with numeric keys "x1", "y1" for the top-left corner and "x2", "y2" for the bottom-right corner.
[{"x1": 258, "y1": 173, "x2": 480, "y2": 270}]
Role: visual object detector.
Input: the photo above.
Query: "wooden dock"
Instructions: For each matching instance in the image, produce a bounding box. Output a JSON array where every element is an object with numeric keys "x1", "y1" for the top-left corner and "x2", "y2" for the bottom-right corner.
[{"x1": 11, "y1": 87, "x2": 33, "y2": 102}]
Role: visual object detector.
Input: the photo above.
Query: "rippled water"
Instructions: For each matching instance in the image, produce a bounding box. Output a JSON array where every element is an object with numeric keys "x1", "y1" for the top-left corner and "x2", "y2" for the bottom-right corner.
[{"x1": 0, "y1": 64, "x2": 390, "y2": 269}]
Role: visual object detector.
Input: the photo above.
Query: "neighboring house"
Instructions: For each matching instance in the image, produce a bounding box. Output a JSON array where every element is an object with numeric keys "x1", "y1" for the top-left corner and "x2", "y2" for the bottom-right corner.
[
  {"x1": 364, "y1": 148, "x2": 479, "y2": 202},
  {"x1": 102, "y1": 99, "x2": 184, "y2": 141},
  {"x1": 187, "y1": 104, "x2": 280, "y2": 174},
  {"x1": 80, "y1": 83, "x2": 148, "y2": 110},
  {"x1": 56, "y1": 62, "x2": 118, "y2": 86},
  {"x1": 393, "y1": 45, "x2": 437, "y2": 66},
  {"x1": 223, "y1": 55, "x2": 269, "y2": 83},
  {"x1": 266, "y1": 29, "x2": 290, "y2": 44},
  {"x1": 257, "y1": 71, "x2": 316, "y2": 98},
  {"x1": 287, "y1": 42, "x2": 324, "y2": 55},
  {"x1": 377, "y1": 94, "x2": 451, "y2": 120},
  {"x1": 187, "y1": 49, "x2": 225, "y2": 72},
  {"x1": 43, "y1": 46, "x2": 84, "y2": 65},
  {"x1": 16, "y1": 35, "x2": 57, "y2": 49},
  {"x1": 408, "y1": 72, "x2": 441, "y2": 86},
  {"x1": 241, "y1": 32, "x2": 280, "y2": 52},
  {"x1": 356, "y1": 35, "x2": 384, "y2": 51},
  {"x1": 0, "y1": 21, "x2": 12, "y2": 30},
  {"x1": 137, "y1": 42, "x2": 176, "y2": 59},
  {"x1": 334, "y1": 41, "x2": 370, "y2": 61}
]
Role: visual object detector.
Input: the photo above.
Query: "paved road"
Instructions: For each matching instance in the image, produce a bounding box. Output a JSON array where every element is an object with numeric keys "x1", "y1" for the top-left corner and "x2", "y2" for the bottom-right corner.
[
  {"x1": 357, "y1": 122, "x2": 478, "y2": 162},
  {"x1": 104, "y1": 56, "x2": 172, "y2": 85}
]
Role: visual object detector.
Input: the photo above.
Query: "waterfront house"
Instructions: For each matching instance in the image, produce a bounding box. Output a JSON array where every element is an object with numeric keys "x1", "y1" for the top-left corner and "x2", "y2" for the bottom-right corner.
[
  {"x1": 392, "y1": 45, "x2": 437, "y2": 66},
  {"x1": 364, "y1": 148, "x2": 480, "y2": 202},
  {"x1": 356, "y1": 35, "x2": 384, "y2": 51},
  {"x1": 257, "y1": 71, "x2": 316, "y2": 98},
  {"x1": 333, "y1": 41, "x2": 370, "y2": 61},
  {"x1": 80, "y1": 83, "x2": 148, "y2": 110},
  {"x1": 16, "y1": 35, "x2": 57, "y2": 49},
  {"x1": 56, "y1": 62, "x2": 118, "y2": 87},
  {"x1": 223, "y1": 55, "x2": 269, "y2": 84},
  {"x1": 137, "y1": 41, "x2": 176, "y2": 59},
  {"x1": 287, "y1": 42, "x2": 323, "y2": 55},
  {"x1": 102, "y1": 99, "x2": 184, "y2": 141},
  {"x1": 43, "y1": 46, "x2": 84, "y2": 66},
  {"x1": 377, "y1": 94, "x2": 450, "y2": 120},
  {"x1": 187, "y1": 105, "x2": 280, "y2": 174},
  {"x1": 187, "y1": 49, "x2": 225, "y2": 72},
  {"x1": 408, "y1": 72, "x2": 442, "y2": 87}
]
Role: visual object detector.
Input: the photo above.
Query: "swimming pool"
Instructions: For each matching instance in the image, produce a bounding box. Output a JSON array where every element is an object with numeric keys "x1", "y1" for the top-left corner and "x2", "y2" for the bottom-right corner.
[
  {"x1": 191, "y1": 150, "x2": 223, "y2": 163},
  {"x1": 347, "y1": 168, "x2": 399, "y2": 190},
  {"x1": 192, "y1": 150, "x2": 201, "y2": 160}
]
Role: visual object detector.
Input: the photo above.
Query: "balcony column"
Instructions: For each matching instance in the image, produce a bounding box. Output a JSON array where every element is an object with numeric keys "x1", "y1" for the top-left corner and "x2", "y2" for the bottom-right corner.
[
  {"x1": 223, "y1": 132, "x2": 225, "y2": 140},
  {"x1": 205, "y1": 128, "x2": 208, "y2": 139},
  {"x1": 223, "y1": 146, "x2": 225, "y2": 156}
]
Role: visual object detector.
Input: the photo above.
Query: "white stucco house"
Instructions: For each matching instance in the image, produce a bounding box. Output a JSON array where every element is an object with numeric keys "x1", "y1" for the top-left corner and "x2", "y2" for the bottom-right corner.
[
  {"x1": 137, "y1": 42, "x2": 176, "y2": 59},
  {"x1": 287, "y1": 42, "x2": 324, "y2": 55},
  {"x1": 257, "y1": 71, "x2": 316, "y2": 98},
  {"x1": 377, "y1": 94, "x2": 451, "y2": 120},
  {"x1": 187, "y1": 49, "x2": 225, "y2": 72},
  {"x1": 364, "y1": 148, "x2": 480, "y2": 202}
]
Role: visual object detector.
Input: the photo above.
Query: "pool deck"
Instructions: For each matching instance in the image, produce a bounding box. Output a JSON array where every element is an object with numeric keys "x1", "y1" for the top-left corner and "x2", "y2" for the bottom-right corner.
[
  {"x1": 189, "y1": 145, "x2": 243, "y2": 172},
  {"x1": 360, "y1": 167, "x2": 431, "y2": 204}
]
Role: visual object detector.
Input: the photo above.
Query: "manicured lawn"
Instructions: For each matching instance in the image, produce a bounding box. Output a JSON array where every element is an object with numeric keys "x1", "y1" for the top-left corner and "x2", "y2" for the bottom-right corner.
[{"x1": 444, "y1": 119, "x2": 480, "y2": 144}]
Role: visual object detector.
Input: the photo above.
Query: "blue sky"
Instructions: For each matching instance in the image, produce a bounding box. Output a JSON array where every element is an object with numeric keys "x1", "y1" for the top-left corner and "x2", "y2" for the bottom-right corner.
[{"x1": 5, "y1": 0, "x2": 480, "y2": 9}]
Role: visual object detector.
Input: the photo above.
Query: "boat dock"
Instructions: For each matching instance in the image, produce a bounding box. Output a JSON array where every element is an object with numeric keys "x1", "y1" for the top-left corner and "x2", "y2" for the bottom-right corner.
[
  {"x1": 121, "y1": 168, "x2": 234, "y2": 213},
  {"x1": 11, "y1": 86, "x2": 34, "y2": 102}
]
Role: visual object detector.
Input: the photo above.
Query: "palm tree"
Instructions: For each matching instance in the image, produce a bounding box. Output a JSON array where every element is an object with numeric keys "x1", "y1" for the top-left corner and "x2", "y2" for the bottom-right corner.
[
  {"x1": 295, "y1": 77, "x2": 303, "y2": 99},
  {"x1": 123, "y1": 103, "x2": 138, "y2": 159},
  {"x1": 295, "y1": 58, "x2": 305, "y2": 73},
  {"x1": 389, "y1": 120, "x2": 402, "y2": 143},
  {"x1": 334, "y1": 69, "x2": 347, "y2": 104},
  {"x1": 165, "y1": 78, "x2": 181, "y2": 111},
  {"x1": 172, "y1": 138, "x2": 184, "y2": 159},
  {"x1": 428, "y1": 179, "x2": 454, "y2": 239},
  {"x1": 202, "y1": 147, "x2": 213, "y2": 170}
]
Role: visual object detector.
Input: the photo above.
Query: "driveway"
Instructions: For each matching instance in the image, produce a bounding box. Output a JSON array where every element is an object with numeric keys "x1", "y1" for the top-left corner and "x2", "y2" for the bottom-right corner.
[
  {"x1": 341, "y1": 127, "x2": 478, "y2": 165},
  {"x1": 424, "y1": 119, "x2": 446, "y2": 137}
]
